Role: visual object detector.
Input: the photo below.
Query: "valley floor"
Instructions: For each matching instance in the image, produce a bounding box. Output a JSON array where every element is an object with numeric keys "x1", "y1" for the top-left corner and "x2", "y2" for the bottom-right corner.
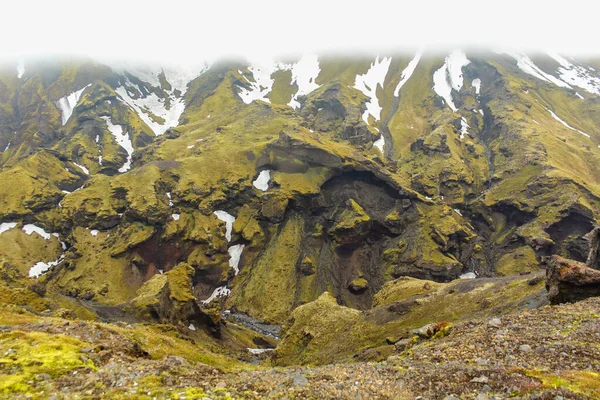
[{"x1": 1, "y1": 296, "x2": 599, "y2": 399}]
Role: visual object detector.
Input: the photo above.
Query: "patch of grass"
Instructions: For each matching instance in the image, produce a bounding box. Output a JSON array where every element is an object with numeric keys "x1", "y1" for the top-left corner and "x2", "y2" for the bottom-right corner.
[{"x1": 0, "y1": 330, "x2": 95, "y2": 394}]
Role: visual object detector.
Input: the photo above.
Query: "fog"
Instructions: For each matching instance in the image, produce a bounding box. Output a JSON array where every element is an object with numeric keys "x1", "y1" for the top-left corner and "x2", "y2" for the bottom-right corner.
[{"x1": 3, "y1": 0, "x2": 599, "y2": 63}]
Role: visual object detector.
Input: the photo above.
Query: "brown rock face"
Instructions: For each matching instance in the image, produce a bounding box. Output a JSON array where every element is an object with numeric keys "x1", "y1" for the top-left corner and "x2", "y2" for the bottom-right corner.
[{"x1": 544, "y1": 255, "x2": 600, "y2": 304}]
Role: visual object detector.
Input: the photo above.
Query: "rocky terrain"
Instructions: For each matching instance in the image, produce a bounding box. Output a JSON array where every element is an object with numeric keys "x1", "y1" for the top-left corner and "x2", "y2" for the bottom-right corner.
[
  {"x1": 1, "y1": 289, "x2": 598, "y2": 399},
  {"x1": 1, "y1": 50, "x2": 600, "y2": 398}
]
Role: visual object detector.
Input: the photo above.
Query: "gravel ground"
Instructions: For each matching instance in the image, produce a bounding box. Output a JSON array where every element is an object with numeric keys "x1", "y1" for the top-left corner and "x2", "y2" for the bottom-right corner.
[{"x1": 2, "y1": 297, "x2": 600, "y2": 399}]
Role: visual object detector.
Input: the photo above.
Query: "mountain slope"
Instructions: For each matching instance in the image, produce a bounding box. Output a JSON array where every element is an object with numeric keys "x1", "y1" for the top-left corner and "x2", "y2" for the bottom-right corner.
[{"x1": 1, "y1": 50, "x2": 600, "y2": 368}]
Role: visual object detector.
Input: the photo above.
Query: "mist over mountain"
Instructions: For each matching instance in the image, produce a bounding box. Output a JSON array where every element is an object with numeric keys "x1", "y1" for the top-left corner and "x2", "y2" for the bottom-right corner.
[{"x1": 1, "y1": 18, "x2": 600, "y2": 398}]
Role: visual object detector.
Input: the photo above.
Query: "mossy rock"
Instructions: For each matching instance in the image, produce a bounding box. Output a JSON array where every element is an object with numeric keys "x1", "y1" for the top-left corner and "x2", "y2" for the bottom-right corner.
[
  {"x1": 348, "y1": 277, "x2": 369, "y2": 293},
  {"x1": 261, "y1": 194, "x2": 289, "y2": 222}
]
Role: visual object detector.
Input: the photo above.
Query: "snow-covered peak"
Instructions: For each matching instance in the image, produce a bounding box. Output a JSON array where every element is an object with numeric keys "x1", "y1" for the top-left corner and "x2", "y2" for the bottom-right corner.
[
  {"x1": 288, "y1": 54, "x2": 321, "y2": 109},
  {"x1": 114, "y1": 62, "x2": 208, "y2": 136},
  {"x1": 237, "y1": 60, "x2": 281, "y2": 104},
  {"x1": 354, "y1": 56, "x2": 392, "y2": 124}
]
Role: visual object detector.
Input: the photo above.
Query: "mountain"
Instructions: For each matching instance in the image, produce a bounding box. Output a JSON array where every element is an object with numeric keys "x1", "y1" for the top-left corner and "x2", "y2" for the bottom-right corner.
[{"x1": 1, "y1": 49, "x2": 600, "y2": 397}]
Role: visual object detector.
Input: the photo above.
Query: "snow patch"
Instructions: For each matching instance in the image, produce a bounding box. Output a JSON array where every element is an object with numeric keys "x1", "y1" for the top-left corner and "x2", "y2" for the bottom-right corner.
[
  {"x1": 247, "y1": 348, "x2": 274, "y2": 355},
  {"x1": 29, "y1": 254, "x2": 65, "y2": 278},
  {"x1": 56, "y1": 85, "x2": 91, "y2": 125},
  {"x1": 188, "y1": 324, "x2": 196, "y2": 331},
  {"x1": 576, "y1": 92, "x2": 585, "y2": 100},
  {"x1": 22, "y1": 224, "x2": 51, "y2": 240},
  {"x1": 373, "y1": 135, "x2": 385, "y2": 153},
  {"x1": 508, "y1": 52, "x2": 570, "y2": 88},
  {"x1": 115, "y1": 65, "x2": 206, "y2": 136},
  {"x1": 433, "y1": 51, "x2": 470, "y2": 112},
  {"x1": 460, "y1": 272, "x2": 477, "y2": 279},
  {"x1": 237, "y1": 61, "x2": 280, "y2": 104},
  {"x1": 547, "y1": 52, "x2": 600, "y2": 96},
  {"x1": 167, "y1": 192, "x2": 173, "y2": 207},
  {"x1": 460, "y1": 117, "x2": 470, "y2": 139},
  {"x1": 74, "y1": 163, "x2": 89, "y2": 175},
  {"x1": 228, "y1": 244, "x2": 245, "y2": 275},
  {"x1": 252, "y1": 170, "x2": 270, "y2": 191},
  {"x1": 187, "y1": 145, "x2": 195, "y2": 149},
  {"x1": 100, "y1": 116, "x2": 133, "y2": 173},
  {"x1": 394, "y1": 49, "x2": 423, "y2": 97},
  {"x1": 454, "y1": 208, "x2": 463, "y2": 216},
  {"x1": 16, "y1": 59, "x2": 25, "y2": 78},
  {"x1": 472, "y1": 78, "x2": 481, "y2": 95},
  {"x1": 201, "y1": 286, "x2": 230, "y2": 304},
  {"x1": 90, "y1": 229, "x2": 99, "y2": 236},
  {"x1": 3, "y1": 142, "x2": 10, "y2": 152},
  {"x1": 172, "y1": 214, "x2": 180, "y2": 221},
  {"x1": 545, "y1": 108, "x2": 591, "y2": 137},
  {"x1": 354, "y1": 56, "x2": 392, "y2": 124},
  {"x1": 0, "y1": 222, "x2": 17, "y2": 235},
  {"x1": 288, "y1": 54, "x2": 321, "y2": 109},
  {"x1": 213, "y1": 211, "x2": 235, "y2": 242}
]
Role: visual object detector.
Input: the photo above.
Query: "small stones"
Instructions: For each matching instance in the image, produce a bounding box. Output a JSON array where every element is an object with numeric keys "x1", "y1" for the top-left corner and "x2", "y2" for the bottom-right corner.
[
  {"x1": 394, "y1": 338, "x2": 413, "y2": 352},
  {"x1": 488, "y1": 318, "x2": 502, "y2": 328},
  {"x1": 519, "y1": 344, "x2": 532, "y2": 352},
  {"x1": 292, "y1": 374, "x2": 308, "y2": 387},
  {"x1": 470, "y1": 375, "x2": 489, "y2": 384}
]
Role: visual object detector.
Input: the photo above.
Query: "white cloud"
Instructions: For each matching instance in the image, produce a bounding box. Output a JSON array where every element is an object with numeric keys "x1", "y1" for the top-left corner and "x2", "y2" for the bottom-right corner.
[{"x1": 1, "y1": 0, "x2": 599, "y2": 62}]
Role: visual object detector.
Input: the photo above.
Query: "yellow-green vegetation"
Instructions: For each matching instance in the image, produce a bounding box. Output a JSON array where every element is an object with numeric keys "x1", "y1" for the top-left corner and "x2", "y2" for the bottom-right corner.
[
  {"x1": 47, "y1": 227, "x2": 138, "y2": 305},
  {"x1": 275, "y1": 273, "x2": 546, "y2": 365},
  {"x1": 166, "y1": 263, "x2": 195, "y2": 302},
  {"x1": 372, "y1": 277, "x2": 441, "y2": 307},
  {"x1": 133, "y1": 274, "x2": 168, "y2": 311},
  {"x1": 496, "y1": 246, "x2": 539, "y2": 276},
  {"x1": 524, "y1": 370, "x2": 600, "y2": 398},
  {"x1": 0, "y1": 225, "x2": 62, "y2": 276},
  {"x1": 0, "y1": 330, "x2": 94, "y2": 393},
  {"x1": 332, "y1": 199, "x2": 371, "y2": 232},
  {"x1": 229, "y1": 214, "x2": 304, "y2": 323}
]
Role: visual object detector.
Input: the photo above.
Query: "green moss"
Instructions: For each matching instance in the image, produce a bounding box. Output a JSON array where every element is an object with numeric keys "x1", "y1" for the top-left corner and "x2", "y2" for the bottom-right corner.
[
  {"x1": 372, "y1": 277, "x2": 441, "y2": 307},
  {"x1": 275, "y1": 273, "x2": 547, "y2": 365},
  {"x1": 229, "y1": 214, "x2": 304, "y2": 323},
  {"x1": 268, "y1": 69, "x2": 295, "y2": 105},
  {"x1": 166, "y1": 263, "x2": 195, "y2": 302},
  {"x1": 261, "y1": 194, "x2": 289, "y2": 221},
  {"x1": 330, "y1": 199, "x2": 371, "y2": 237},
  {"x1": 133, "y1": 274, "x2": 168, "y2": 309},
  {"x1": 109, "y1": 222, "x2": 156, "y2": 256},
  {"x1": 524, "y1": 369, "x2": 600, "y2": 397},
  {"x1": 496, "y1": 246, "x2": 539, "y2": 276},
  {"x1": 0, "y1": 330, "x2": 95, "y2": 393}
]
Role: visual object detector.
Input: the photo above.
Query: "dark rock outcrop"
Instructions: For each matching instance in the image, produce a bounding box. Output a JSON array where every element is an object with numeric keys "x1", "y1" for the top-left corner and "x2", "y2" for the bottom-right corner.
[
  {"x1": 544, "y1": 255, "x2": 600, "y2": 304},
  {"x1": 127, "y1": 263, "x2": 221, "y2": 335}
]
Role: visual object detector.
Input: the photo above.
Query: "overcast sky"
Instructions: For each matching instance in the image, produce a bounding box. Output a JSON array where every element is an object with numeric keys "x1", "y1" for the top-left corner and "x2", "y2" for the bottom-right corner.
[{"x1": 3, "y1": 0, "x2": 599, "y2": 62}]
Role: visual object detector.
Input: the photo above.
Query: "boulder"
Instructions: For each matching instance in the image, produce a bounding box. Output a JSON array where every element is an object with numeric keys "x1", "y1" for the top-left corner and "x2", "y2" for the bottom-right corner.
[
  {"x1": 544, "y1": 255, "x2": 600, "y2": 304},
  {"x1": 129, "y1": 263, "x2": 220, "y2": 335}
]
